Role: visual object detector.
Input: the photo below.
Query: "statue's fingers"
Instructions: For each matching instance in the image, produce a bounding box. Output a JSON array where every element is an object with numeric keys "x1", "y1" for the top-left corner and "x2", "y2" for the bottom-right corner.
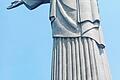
[
  {"x1": 7, "y1": 5, "x2": 14, "y2": 10},
  {"x1": 7, "y1": 4, "x2": 18, "y2": 10},
  {"x1": 7, "y1": 2, "x2": 23, "y2": 10}
]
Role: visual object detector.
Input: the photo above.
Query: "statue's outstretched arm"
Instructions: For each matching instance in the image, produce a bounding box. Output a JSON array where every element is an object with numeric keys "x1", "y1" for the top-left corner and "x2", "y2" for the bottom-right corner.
[
  {"x1": 7, "y1": 0, "x2": 50, "y2": 10},
  {"x1": 7, "y1": 0, "x2": 24, "y2": 10}
]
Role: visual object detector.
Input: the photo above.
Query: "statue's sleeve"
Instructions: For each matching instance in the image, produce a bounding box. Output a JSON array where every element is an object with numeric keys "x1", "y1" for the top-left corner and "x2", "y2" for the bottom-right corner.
[{"x1": 23, "y1": 0, "x2": 50, "y2": 10}]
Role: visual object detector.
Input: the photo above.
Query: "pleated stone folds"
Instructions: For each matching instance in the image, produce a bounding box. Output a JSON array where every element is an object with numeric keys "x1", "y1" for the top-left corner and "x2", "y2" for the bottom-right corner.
[{"x1": 51, "y1": 37, "x2": 111, "y2": 80}]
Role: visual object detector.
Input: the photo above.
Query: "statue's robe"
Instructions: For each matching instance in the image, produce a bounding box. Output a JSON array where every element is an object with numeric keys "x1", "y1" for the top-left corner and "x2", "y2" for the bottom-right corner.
[
  {"x1": 23, "y1": 0, "x2": 104, "y2": 48},
  {"x1": 23, "y1": 0, "x2": 111, "y2": 80}
]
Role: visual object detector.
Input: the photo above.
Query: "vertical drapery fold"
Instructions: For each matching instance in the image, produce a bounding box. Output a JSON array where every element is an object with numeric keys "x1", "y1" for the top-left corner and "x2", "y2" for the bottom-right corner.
[
  {"x1": 72, "y1": 38, "x2": 77, "y2": 80},
  {"x1": 75, "y1": 38, "x2": 81, "y2": 80},
  {"x1": 62, "y1": 38, "x2": 67, "y2": 80},
  {"x1": 83, "y1": 38, "x2": 92, "y2": 80},
  {"x1": 66, "y1": 38, "x2": 73, "y2": 80}
]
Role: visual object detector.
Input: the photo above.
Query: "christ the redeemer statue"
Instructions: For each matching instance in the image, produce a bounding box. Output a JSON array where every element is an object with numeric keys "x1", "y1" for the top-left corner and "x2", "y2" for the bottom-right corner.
[{"x1": 7, "y1": 0, "x2": 111, "y2": 80}]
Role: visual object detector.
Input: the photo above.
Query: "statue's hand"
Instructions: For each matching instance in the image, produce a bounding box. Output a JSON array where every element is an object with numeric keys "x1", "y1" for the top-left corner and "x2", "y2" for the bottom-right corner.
[{"x1": 7, "y1": 0, "x2": 24, "y2": 10}]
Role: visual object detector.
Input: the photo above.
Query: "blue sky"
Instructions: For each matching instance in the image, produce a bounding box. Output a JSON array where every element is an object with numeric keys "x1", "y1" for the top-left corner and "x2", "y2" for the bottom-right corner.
[{"x1": 0, "y1": 0, "x2": 120, "y2": 80}]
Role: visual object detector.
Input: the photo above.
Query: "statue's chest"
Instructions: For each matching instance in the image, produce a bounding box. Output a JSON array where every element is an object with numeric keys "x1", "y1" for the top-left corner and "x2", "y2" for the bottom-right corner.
[{"x1": 59, "y1": 0, "x2": 77, "y2": 9}]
